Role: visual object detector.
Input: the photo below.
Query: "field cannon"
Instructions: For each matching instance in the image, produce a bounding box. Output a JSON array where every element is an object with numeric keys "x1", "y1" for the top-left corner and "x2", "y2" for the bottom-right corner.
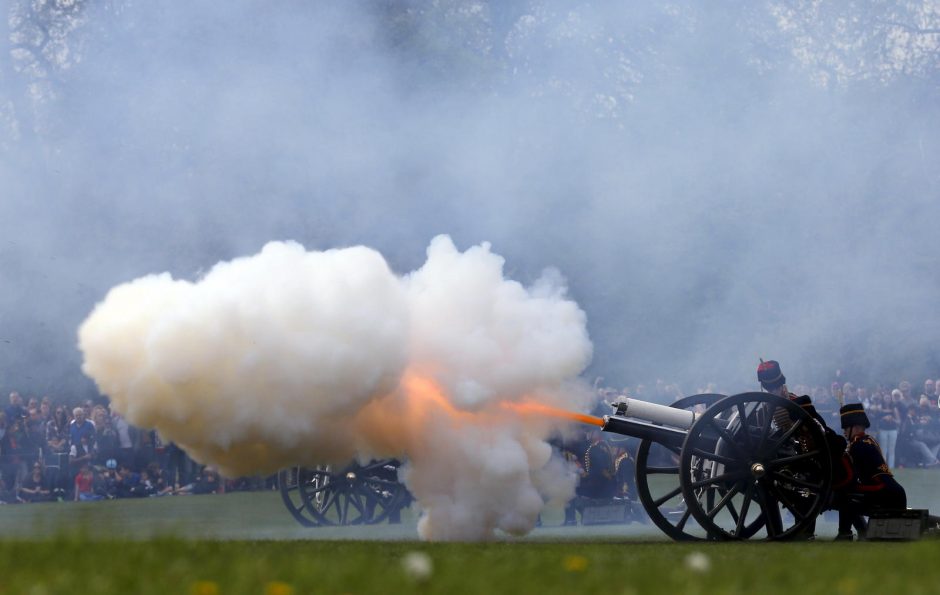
[
  {"x1": 606, "y1": 391, "x2": 833, "y2": 541},
  {"x1": 276, "y1": 390, "x2": 835, "y2": 538}
]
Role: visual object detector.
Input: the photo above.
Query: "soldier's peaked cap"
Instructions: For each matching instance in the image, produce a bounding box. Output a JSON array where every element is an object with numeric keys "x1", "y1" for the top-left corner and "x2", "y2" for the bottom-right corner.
[
  {"x1": 840, "y1": 403, "x2": 870, "y2": 429},
  {"x1": 791, "y1": 394, "x2": 818, "y2": 414},
  {"x1": 757, "y1": 360, "x2": 786, "y2": 390}
]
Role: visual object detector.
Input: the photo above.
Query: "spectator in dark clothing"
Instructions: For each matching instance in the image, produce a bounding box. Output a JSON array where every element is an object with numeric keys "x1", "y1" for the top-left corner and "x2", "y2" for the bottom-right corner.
[
  {"x1": 894, "y1": 384, "x2": 912, "y2": 410},
  {"x1": 176, "y1": 466, "x2": 224, "y2": 495},
  {"x1": 93, "y1": 411, "x2": 119, "y2": 467},
  {"x1": 96, "y1": 460, "x2": 122, "y2": 499},
  {"x1": 112, "y1": 464, "x2": 142, "y2": 498},
  {"x1": 135, "y1": 469, "x2": 157, "y2": 497},
  {"x1": 19, "y1": 463, "x2": 51, "y2": 503},
  {"x1": 166, "y1": 442, "x2": 196, "y2": 489},
  {"x1": 45, "y1": 407, "x2": 69, "y2": 458},
  {"x1": 69, "y1": 435, "x2": 95, "y2": 470},
  {"x1": 5, "y1": 416, "x2": 29, "y2": 488},
  {"x1": 38, "y1": 402, "x2": 51, "y2": 424},
  {"x1": 0, "y1": 475, "x2": 19, "y2": 504},
  {"x1": 145, "y1": 463, "x2": 174, "y2": 496},
  {"x1": 23, "y1": 408, "x2": 44, "y2": 467},
  {"x1": 899, "y1": 406, "x2": 923, "y2": 466},
  {"x1": 911, "y1": 411, "x2": 940, "y2": 466},
  {"x1": 134, "y1": 430, "x2": 159, "y2": 472},
  {"x1": 193, "y1": 466, "x2": 223, "y2": 494}
]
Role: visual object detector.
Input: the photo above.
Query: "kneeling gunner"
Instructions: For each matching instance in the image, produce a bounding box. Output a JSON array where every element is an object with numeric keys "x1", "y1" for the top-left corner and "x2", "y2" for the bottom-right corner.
[{"x1": 833, "y1": 403, "x2": 907, "y2": 541}]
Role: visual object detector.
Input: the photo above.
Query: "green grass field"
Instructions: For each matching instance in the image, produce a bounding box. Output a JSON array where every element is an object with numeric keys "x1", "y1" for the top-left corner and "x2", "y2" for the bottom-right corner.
[
  {"x1": 0, "y1": 469, "x2": 938, "y2": 594},
  {"x1": 3, "y1": 538, "x2": 940, "y2": 595}
]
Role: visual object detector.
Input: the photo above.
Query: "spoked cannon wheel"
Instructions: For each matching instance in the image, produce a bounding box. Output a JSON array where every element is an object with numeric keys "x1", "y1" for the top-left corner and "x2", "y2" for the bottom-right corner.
[
  {"x1": 635, "y1": 394, "x2": 762, "y2": 541},
  {"x1": 278, "y1": 459, "x2": 410, "y2": 527},
  {"x1": 279, "y1": 465, "x2": 331, "y2": 527},
  {"x1": 678, "y1": 392, "x2": 832, "y2": 541}
]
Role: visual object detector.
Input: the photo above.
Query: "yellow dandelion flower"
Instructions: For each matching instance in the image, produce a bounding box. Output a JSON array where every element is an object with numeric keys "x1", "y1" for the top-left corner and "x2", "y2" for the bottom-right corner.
[
  {"x1": 837, "y1": 577, "x2": 858, "y2": 595},
  {"x1": 563, "y1": 555, "x2": 589, "y2": 572},
  {"x1": 189, "y1": 581, "x2": 220, "y2": 595},
  {"x1": 264, "y1": 581, "x2": 295, "y2": 595}
]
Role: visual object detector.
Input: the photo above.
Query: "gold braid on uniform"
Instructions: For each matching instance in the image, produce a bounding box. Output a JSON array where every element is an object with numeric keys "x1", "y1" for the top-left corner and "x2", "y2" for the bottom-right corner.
[
  {"x1": 584, "y1": 443, "x2": 595, "y2": 474},
  {"x1": 772, "y1": 392, "x2": 815, "y2": 452},
  {"x1": 773, "y1": 406, "x2": 793, "y2": 432},
  {"x1": 615, "y1": 452, "x2": 631, "y2": 496}
]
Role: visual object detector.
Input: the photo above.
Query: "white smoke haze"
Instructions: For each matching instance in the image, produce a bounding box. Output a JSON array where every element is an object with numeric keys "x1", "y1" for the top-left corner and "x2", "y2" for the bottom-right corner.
[
  {"x1": 3, "y1": 2, "x2": 939, "y2": 396},
  {"x1": 78, "y1": 234, "x2": 592, "y2": 540}
]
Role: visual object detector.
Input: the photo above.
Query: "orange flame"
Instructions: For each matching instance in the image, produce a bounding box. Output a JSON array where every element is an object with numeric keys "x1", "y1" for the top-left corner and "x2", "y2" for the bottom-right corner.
[
  {"x1": 501, "y1": 401, "x2": 605, "y2": 427},
  {"x1": 396, "y1": 371, "x2": 603, "y2": 428},
  {"x1": 401, "y1": 373, "x2": 475, "y2": 420}
]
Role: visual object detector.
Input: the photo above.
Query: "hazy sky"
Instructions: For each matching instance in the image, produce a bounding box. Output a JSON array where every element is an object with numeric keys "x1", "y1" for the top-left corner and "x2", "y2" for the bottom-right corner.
[{"x1": 2, "y1": 1, "x2": 939, "y2": 399}]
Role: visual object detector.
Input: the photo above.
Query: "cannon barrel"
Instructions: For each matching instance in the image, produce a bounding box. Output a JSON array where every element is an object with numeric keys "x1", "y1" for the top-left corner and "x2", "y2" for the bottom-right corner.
[
  {"x1": 600, "y1": 397, "x2": 698, "y2": 447},
  {"x1": 606, "y1": 397, "x2": 696, "y2": 429},
  {"x1": 602, "y1": 415, "x2": 687, "y2": 448}
]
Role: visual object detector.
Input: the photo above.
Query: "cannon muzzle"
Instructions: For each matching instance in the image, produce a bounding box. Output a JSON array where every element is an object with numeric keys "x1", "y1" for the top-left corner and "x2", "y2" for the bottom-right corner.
[{"x1": 602, "y1": 414, "x2": 687, "y2": 448}]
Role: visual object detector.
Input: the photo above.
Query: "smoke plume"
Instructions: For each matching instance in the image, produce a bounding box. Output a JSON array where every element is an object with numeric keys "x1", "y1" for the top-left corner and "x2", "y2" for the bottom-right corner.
[{"x1": 78, "y1": 234, "x2": 593, "y2": 540}]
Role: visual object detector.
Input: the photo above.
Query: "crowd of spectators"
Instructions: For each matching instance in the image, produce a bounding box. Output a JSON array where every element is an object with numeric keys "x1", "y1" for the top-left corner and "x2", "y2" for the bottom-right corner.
[
  {"x1": 594, "y1": 375, "x2": 940, "y2": 470},
  {"x1": 0, "y1": 391, "x2": 263, "y2": 505}
]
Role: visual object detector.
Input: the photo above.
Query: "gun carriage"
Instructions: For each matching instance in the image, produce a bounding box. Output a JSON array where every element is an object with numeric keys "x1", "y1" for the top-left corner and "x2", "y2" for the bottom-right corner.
[{"x1": 619, "y1": 391, "x2": 832, "y2": 541}]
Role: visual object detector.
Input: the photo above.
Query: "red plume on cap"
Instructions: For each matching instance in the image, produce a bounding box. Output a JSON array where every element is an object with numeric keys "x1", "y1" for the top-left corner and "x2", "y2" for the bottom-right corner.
[{"x1": 757, "y1": 360, "x2": 786, "y2": 390}]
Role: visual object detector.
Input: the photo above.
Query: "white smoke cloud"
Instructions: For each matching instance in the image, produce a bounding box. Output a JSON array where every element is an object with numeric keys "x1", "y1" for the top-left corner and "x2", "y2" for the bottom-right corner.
[
  {"x1": 405, "y1": 236, "x2": 592, "y2": 408},
  {"x1": 78, "y1": 234, "x2": 593, "y2": 540},
  {"x1": 80, "y1": 240, "x2": 411, "y2": 469}
]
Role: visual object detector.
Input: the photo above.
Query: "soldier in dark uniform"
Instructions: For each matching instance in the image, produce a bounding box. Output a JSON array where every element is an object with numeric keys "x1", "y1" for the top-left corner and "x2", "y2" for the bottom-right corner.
[
  {"x1": 550, "y1": 429, "x2": 590, "y2": 525},
  {"x1": 614, "y1": 449, "x2": 637, "y2": 501},
  {"x1": 556, "y1": 428, "x2": 620, "y2": 526},
  {"x1": 578, "y1": 428, "x2": 617, "y2": 499},
  {"x1": 758, "y1": 360, "x2": 846, "y2": 449},
  {"x1": 758, "y1": 360, "x2": 848, "y2": 538},
  {"x1": 832, "y1": 403, "x2": 907, "y2": 541},
  {"x1": 759, "y1": 361, "x2": 828, "y2": 425}
]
